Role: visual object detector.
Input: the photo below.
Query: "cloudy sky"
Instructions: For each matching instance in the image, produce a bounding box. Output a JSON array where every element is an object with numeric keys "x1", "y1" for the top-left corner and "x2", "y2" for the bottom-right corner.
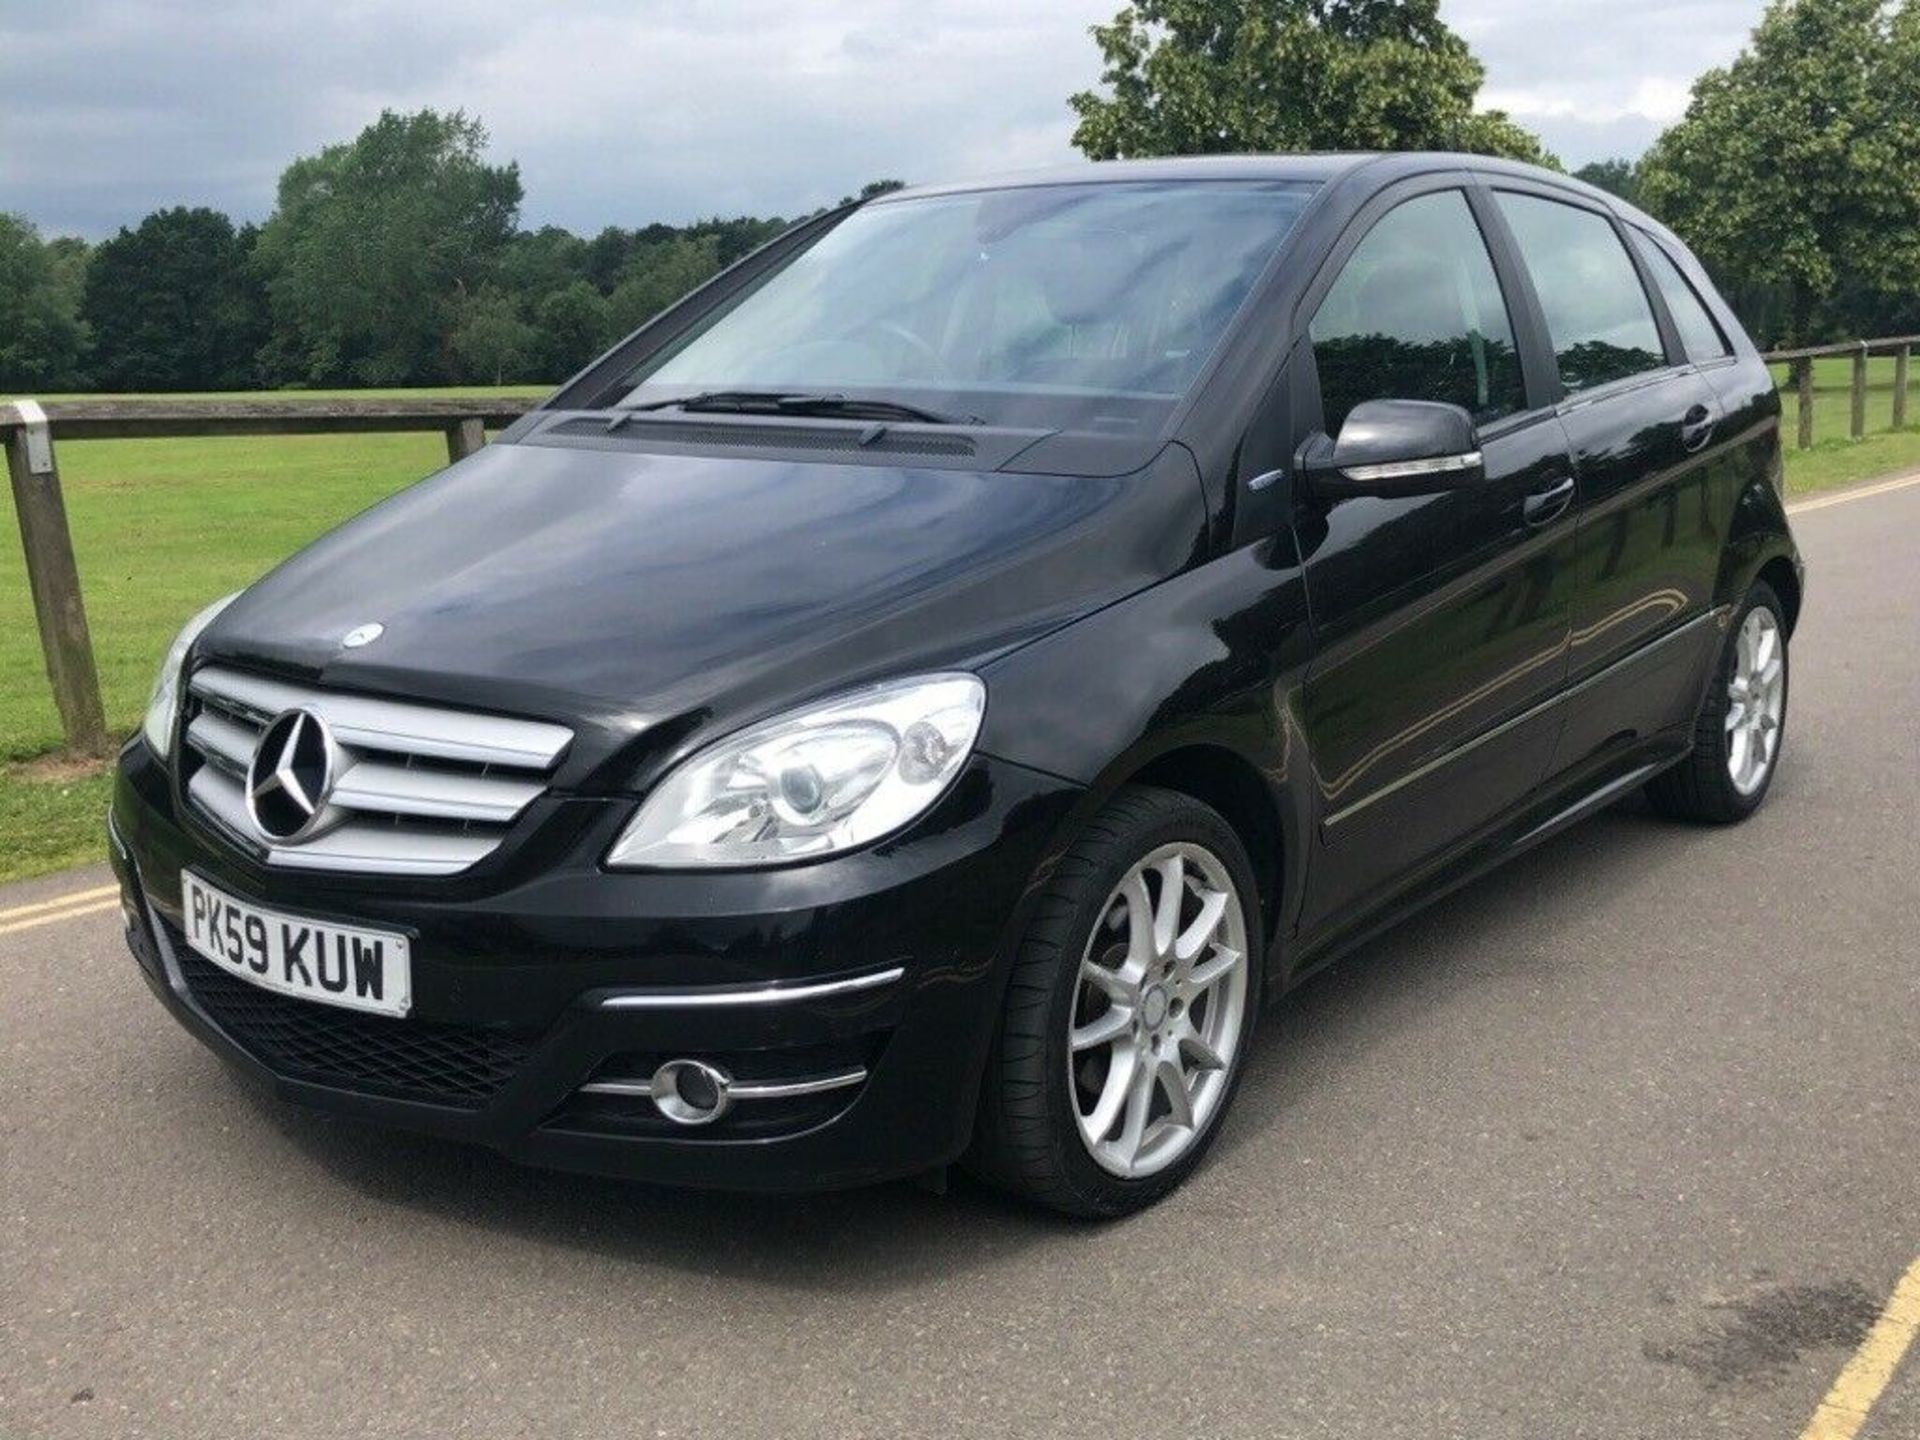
[{"x1": 2, "y1": 0, "x2": 1764, "y2": 241}]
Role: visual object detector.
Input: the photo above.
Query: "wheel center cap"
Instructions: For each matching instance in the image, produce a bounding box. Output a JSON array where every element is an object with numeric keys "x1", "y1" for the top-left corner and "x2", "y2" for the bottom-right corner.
[{"x1": 1141, "y1": 986, "x2": 1170, "y2": 1030}]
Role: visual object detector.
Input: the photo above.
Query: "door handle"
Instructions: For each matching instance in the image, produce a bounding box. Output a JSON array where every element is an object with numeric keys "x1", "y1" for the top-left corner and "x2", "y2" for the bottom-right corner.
[
  {"x1": 1523, "y1": 474, "x2": 1576, "y2": 526},
  {"x1": 1680, "y1": 402, "x2": 1716, "y2": 453}
]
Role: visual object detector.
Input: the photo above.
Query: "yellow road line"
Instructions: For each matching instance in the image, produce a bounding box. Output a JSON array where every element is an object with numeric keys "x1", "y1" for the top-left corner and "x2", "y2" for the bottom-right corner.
[
  {"x1": 1789, "y1": 471, "x2": 1920, "y2": 515},
  {"x1": 1798, "y1": 1254, "x2": 1920, "y2": 1440},
  {"x1": 0, "y1": 883, "x2": 118, "y2": 922},
  {"x1": 0, "y1": 898, "x2": 121, "y2": 937}
]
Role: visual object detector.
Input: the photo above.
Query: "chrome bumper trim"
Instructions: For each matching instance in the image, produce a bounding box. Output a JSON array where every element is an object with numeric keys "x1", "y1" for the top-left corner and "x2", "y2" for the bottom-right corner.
[
  {"x1": 579, "y1": 1067, "x2": 868, "y2": 1101},
  {"x1": 597, "y1": 965, "x2": 904, "y2": 1011}
]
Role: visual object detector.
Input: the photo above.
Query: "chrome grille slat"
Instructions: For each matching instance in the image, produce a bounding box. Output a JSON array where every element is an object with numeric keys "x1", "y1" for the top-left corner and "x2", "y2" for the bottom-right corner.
[
  {"x1": 186, "y1": 711, "x2": 256, "y2": 773},
  {"x1": 187, "y1": 769, "x2": 499, "y2": 876},
  {"x1": 190, "y1": 668, "x2": 571, "y2": 770},
  {"x1": 182, "y1": 665, "x2": 573, "y2": 877},
  {"x1": 330, "y1": 759, "x2": 544, "y2": 825}
]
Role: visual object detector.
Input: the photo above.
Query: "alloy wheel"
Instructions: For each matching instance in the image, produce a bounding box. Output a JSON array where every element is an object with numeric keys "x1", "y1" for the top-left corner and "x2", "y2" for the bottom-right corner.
[
  {"x1": 1067, "y1": 842, "x2": 1250, "y2": 1179},
  {"x1": 1725, "y1": 606, "x2": 1785, "y2": 795}
]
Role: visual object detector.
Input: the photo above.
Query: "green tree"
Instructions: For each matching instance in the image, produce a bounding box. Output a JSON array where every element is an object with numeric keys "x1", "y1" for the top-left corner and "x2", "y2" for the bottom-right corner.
[
  {"x1": 1069, "y1": 0, "x2": 1552, "y2": 164},
  {"x1": 606, "y1": 234, "x2": 722, "y2": 336},
  {"x1": 532, "y1": 280, "x2": 610, "y2": 380},
  {"x1": 255, "y1": 109, "x2": 521, "y2": 385},
  {"x1": 1639, "y1": 0, "x2": 1920, "y2": 344},
  {"x1": 0, "y1": 214, "x2": 89, "y2": 390},
  {"x1": 449, "y1": 286, "x2": 536, "y2": 385},
  {"x1": 81, "y1": 207, "x2": 266, "y2": 390},
  {"x1": 582, "y1": 226, "x2": 637, "y2": 293},
  {"x1": 1573, "y1": 158, "x2": 1641, "y2": 206},
  {"x1": 497, "y1": 225, "x2": 589, "y2": 308}
]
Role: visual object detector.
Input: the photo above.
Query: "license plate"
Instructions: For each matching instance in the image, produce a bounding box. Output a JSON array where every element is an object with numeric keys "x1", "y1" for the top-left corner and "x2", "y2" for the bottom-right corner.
[{"x1": 180, "y1": 871, "x2": 412, "y2": 1018}]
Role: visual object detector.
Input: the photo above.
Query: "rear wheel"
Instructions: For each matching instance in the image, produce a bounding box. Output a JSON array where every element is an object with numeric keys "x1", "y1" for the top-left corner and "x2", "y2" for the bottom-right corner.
[
  {"x1": 1646, "y1": 582, "x2": 1789, "y2": 823},
  {"x1": 967, "y1": 786, "x2": 1260, "y2": 1217}
]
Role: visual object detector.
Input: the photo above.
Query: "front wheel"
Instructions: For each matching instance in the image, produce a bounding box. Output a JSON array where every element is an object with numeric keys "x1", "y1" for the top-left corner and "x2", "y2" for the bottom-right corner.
[
  {"x1": 1646, "y1": 581, "x2": 1789, "y2": 823},
  {"x1": 966, "y1": 786, "x2": 1261, "y2": 1217}
]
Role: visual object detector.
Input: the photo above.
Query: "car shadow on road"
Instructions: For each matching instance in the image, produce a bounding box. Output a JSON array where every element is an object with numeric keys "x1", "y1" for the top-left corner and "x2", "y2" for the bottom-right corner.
[
  {"x1": 1206, "y1": 789, "x2": 1736, "y2": 1170},
  {"x1": 231, "y1": 792, "x2": 1725, "y2": 1290}
]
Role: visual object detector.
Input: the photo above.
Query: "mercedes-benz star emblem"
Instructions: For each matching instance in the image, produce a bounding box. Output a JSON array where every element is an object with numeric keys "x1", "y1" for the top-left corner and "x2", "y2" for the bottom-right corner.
[
  {"x1": 341, "y1": 622, "x2": 384, "y2": 649},
  {"x1": 245, "y1": 709, "x2": 338, "y2": 843}
]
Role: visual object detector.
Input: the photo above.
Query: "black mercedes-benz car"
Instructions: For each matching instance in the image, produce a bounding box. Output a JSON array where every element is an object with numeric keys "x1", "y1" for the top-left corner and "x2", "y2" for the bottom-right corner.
[{"x1": 109, "y1": 153, "x2": 1802, "y2": 1216}]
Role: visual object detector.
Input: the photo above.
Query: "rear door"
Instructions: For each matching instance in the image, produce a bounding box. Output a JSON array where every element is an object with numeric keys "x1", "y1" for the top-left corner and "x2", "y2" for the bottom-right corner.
[
  {"x1": 1294, "y1": 179, "x2": 1578, "y2": 933},
  {"x1": 1486, "y1": 186, "x2": 1732, "y2": 776}
]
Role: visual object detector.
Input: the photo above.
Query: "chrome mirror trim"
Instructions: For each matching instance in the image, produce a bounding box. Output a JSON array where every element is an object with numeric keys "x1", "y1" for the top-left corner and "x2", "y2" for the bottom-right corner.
[{"x1": 1340, "y1": 450, "x2": 1484, "y2": 484}]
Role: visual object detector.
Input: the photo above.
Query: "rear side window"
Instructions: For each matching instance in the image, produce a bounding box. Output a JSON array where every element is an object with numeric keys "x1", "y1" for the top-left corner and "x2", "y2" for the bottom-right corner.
[
  {"x1": 1633, "y1": 233, "x2": 1731, "y2": 364},
  {"x1": 1495, "y1": 192, "x2": 1664, "y2": 393},
  {"x1": 1309, "y1": 190, "x2": 1524, "y2": 434}
]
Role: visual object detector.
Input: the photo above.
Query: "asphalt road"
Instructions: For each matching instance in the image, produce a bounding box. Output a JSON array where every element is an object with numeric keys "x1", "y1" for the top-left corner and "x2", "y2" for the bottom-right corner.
[{"x1": 4, "y1": 478, "x2": 1917, "y2": 1440}]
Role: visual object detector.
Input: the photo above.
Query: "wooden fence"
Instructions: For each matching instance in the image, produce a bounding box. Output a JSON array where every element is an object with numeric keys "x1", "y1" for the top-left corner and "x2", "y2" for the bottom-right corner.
[
  {"x1": 1763, "y1": 334, "x2": 1918, "y2": 451},
  {"x1": 2, "y1": 397, "x2": 531, "y2": 755}
]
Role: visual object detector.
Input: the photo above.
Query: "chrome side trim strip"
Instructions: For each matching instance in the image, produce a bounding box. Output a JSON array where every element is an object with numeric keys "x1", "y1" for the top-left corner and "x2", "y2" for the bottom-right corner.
[
  {"x1": 598, "y1": 966, "x2": 905, "y2": 1010},
  {"x1": 1512, "y1": 760, "x2": 1668, "y2": 848},
  {"x1": 1324, "y1": 606, "x2": 1726, "y2": 830},
  {"x1": 578, "y1": 1067, "x2": 868, "y2": 1101}
]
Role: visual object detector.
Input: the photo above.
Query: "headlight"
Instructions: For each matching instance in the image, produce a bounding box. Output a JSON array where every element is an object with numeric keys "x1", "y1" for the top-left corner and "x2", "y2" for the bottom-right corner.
[
  {"x1": 607, "y1": 674, "x2": 986, "y2": 869},
  {"x1": 141, "y1": 593, "x2": 240, "y2": 758}
]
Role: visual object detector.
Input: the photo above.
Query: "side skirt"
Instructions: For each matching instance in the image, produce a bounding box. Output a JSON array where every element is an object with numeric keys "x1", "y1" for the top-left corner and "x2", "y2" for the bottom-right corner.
[{"x1": 1268, "y1": 738, "x2": 1689, "y2": 999}]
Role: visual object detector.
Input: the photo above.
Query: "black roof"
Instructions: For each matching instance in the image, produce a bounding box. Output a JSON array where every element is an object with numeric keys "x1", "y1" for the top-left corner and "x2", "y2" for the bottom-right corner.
[
  {"x1": 880, "y1": 151, "x2": 1673, "y2": 246},
  {"x1": 887, "y1": 154, "x2": 1375, "y2": 200}
]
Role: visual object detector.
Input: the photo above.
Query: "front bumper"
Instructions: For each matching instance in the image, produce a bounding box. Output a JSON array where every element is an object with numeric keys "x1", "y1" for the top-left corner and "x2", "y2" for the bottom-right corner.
[{"x1": 109, "y1": 740, "x2": 1080, "y2": 1191}]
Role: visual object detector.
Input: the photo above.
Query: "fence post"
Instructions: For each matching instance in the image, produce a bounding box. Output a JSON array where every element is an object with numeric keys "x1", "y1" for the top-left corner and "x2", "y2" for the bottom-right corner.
[
  {"x1": 1850, "y1": 343, "x2": 1868, "y2": 440},
  {"x1": 1796, "y1": 358, "x2": 1815, "y2": 450},
  {"x1": 1895, "y1": 345, "x2": 1911, "y2": 431},
  {"x1": 445, "y1": 417, "x2": 485, "y2": 463},
  {"x1": 3, "y1": 401, "x2": 108, "y2": 755}
]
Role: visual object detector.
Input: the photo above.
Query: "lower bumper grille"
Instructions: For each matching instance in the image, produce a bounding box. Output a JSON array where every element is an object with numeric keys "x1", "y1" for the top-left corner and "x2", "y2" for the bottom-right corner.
[{"x1": 170, "y1": 932, "x2": 531, "y2": 1107}]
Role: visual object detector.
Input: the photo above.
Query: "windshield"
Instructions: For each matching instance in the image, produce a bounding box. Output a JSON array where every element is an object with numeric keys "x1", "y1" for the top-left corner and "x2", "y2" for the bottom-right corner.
[{"x1": 620, "y1": 180, "x2": 1318, "y2": 433}]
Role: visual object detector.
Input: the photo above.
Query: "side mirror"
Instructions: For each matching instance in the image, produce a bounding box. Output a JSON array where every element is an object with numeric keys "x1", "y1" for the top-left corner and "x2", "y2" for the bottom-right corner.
[{"x1": 1301, "y1": 399, "x2": 1484, "y2": 500}]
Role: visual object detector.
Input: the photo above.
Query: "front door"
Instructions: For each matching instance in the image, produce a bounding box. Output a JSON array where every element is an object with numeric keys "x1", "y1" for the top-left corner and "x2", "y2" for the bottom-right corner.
[{"x1": 1293, "y1": 186, "x2": 1578, "y2": 933}]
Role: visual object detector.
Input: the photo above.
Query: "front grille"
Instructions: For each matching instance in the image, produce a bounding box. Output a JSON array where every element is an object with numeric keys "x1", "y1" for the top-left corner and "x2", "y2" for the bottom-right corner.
[
  {"x1": 182, "y1": 665, "x2": 572, "y2": 877},
  {"x1": 174, "y1": 942, "x2": 532, "y2": 1106}
]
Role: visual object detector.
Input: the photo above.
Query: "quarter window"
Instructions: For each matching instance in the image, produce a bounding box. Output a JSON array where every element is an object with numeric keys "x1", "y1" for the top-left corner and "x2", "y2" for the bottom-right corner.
[
  {"x1": 1633, "y1": 233, "x2": 1731, "y2": 364},
  {"x1": 1309, "y1": 190, "x2": 1524, "y2": 435},
  {"x1": 1495, "y1": 192, "x2": 1664, "y2": 392}
]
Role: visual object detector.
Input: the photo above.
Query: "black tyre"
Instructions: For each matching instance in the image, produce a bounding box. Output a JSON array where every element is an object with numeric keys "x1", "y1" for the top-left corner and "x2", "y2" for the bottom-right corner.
[
  {"x1": 966, "y1": 785, "x2": 1262, "y2": 1218},
  {"x1": 1646, "y1": 581, "x2": 1789, "y2": 824}
]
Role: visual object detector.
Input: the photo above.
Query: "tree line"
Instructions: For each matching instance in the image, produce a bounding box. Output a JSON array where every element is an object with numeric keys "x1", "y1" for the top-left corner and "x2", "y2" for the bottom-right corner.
[
  {"x1": 1071, "y1": 0, "x2": 1920, "y2": 348},
  {"x1": 0, "y1": 109, "x2": 900, "y2": 394},
  {"x1": 4, "y1": 0, "x2": 1917, "y2": 396}
]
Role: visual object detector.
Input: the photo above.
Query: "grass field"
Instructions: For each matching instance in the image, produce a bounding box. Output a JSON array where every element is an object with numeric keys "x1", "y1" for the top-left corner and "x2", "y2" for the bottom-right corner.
[
  {"x1": 1766, "y1": 354, "x2": 1920, "y2": 494},
  {"x1": 4, "y1": 368, "x2": 1917, "y2": 883}
]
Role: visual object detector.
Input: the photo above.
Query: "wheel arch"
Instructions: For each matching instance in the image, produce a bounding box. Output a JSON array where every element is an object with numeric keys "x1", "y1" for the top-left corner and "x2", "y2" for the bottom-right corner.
[
  {"x1": 1127, "y1": 744, "x2": 1287, "y2": 951},
  {"x1": 1755, "y1": 554, "x2": 1802, "y2": 635}
]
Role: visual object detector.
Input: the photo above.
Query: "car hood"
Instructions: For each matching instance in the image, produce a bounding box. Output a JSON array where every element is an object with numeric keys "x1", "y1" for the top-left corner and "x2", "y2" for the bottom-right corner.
[{"x1": 201, "y1": 437, "x2": 1205, "y2": 786}]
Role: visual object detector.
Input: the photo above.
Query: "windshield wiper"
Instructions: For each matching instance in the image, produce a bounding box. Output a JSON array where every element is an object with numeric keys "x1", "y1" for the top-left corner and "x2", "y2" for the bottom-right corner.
[{"x1": 623, "y1": 390, "x2": 978, "y2": 426}]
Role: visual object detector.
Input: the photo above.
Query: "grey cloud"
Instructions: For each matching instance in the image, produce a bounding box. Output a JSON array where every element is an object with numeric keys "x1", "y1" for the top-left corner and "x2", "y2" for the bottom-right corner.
[{"x1": 1, "y1": 0, "x2": 1765, "y2": 240}]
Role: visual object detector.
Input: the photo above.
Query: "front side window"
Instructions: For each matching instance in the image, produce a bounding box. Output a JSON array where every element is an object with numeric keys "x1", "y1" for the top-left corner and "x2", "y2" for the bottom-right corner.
[
  {"x1": 1309, "y1": 190, "x2": 1524, "y2": 435},
  {"x1": 1495, "y1": 193, "x2": 1665, "y2": 393},
  {"x1": 1633, "y1": 233, "x2": 1731, "y2": 364},
  {"x1": 622, "y1": 181, "x2": 1318, "y2": 434}
]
